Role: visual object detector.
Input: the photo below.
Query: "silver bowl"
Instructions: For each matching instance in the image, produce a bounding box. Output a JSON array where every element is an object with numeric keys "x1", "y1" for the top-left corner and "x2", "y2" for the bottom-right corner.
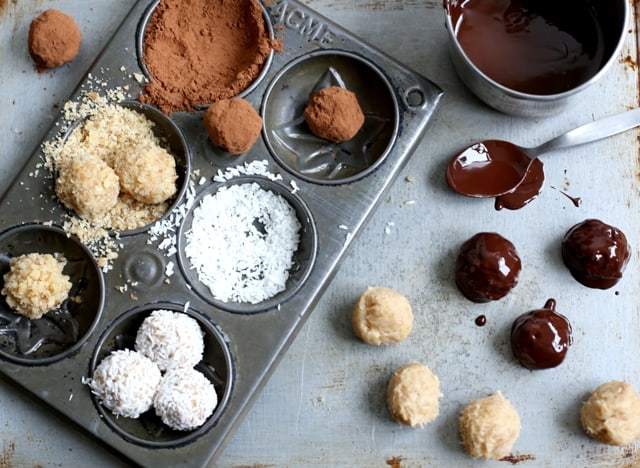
[{"x1": 444, "y1": 0, "x2": 629, "y2": 117}]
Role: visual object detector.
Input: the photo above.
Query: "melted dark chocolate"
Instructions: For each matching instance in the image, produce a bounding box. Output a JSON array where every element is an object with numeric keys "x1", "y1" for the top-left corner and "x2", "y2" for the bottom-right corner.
[
  {"x1": 561, "y1": 219, "x2": 631, "y2": 289},
  {"x1": 455, "y1": 232, "x2": 522, "y2": 303},
  {"x1": 475, "y1": 315, "x2": 487, "y2": 327},
  {"x1": 495, "y1": 158, "x2": 544, "y2": 210},
  {"x1": 450, "y1": 0, "x2": 605, "y2": 95},
  {"x1": 446, "y1": 140, "x2": 545, "y2": 211},
  {"x1": 510, "y1": 299, "x2": 572, "y2": 370},
  {"x1": 446, "y1": 140, "x2": 532, "y2": 198}
]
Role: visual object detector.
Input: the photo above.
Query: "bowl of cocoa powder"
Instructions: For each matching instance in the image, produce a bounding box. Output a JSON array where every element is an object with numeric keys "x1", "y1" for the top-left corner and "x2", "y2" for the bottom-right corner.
[{"x1": 137, "y1": 0, "x2": 278, "y2": 114}]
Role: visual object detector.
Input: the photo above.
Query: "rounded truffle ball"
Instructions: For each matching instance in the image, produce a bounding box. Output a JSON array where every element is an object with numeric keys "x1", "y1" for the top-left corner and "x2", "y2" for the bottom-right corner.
[
  {"x1": 510, "y1": 298, "x2": 573, "y2": 370},
  {"x1": 455, "y1": 232, "x2": 521, "y2": 303},
  {"x1": 387, "y1": 362, "x2": 441, "y2": 427},
  {"x1": 581, "y1": 381, "x2": 640, "y2": 446},
  {"x1": 204, "y1": 98, "x2": 262, "y2": 154},
  {"x1": 134, "y1": 309, "x2": 205, "y2": 372},
  {"x1": 304, "y1": 86, "x2": 365, "y2": 142},
  {"x1": 561, "y1": 219, "x2": 631, "y2": 289},
  {"x1": 28, "y1": 9, "x2": 82, "y2": 71},
  {"x1": 154, "y1": 367, "x2": 218, "y2": 431},
  {"x1": 55, "y1": 153, "x2": 120, "y2": 219},
  {"x1": 88, "y1": 349, "x2": 161, "y2": 419},
  {"x1": 460, "y1": 391, "x2": 521, "y2": 460},
  {"x1": 1, "y1": 253, "x2": 71, "y2": 319},
  {"x1": 352, "y1": 287, "x2": 413, "y2": 345},
  {"x1": 114, "y1": 145, "x2": 177, "y2": 204}
]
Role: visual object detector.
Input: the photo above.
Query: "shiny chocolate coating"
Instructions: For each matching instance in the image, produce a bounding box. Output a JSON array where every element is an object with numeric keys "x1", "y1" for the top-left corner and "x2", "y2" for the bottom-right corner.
[
  {"x1": 455, "y1": 232, "x2": 521, "y2": 303},
  {"x1": 510, "y1": 299, "x2": 572, "y2": 370},
  {"x1": 561, "y1": 219, "x2": 631, "y2": 289}
]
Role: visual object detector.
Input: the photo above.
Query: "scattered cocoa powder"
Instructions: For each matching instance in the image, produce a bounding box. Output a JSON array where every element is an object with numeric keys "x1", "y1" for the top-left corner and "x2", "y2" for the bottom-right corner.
[
  {"x1": 140, "y1": 0, "x2": 276, "y2": 114},
  {"x1": 28, "y1": 9, "x2": 82, "y2": 71},
  {"x1": 203, "y1": 98, "x2": 263, "y2": 154},
  {"x1": 304, "y1": 86, "x2": 365, "y2": 143}
]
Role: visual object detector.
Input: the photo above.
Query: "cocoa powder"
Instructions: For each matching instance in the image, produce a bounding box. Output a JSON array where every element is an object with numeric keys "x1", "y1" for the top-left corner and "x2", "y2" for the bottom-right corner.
[
  {"x1": 140, "y1": 0, "x2": 276, "y2": 114},
  {"x1": 304, "y1": 86, "x2": 365, "y2": 143}
]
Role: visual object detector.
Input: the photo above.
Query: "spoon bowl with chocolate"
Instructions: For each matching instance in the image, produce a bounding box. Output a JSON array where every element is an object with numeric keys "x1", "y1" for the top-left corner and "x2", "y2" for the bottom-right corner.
[{"x1": 446, "y1": 107, "x2": 640, "y2": 209}]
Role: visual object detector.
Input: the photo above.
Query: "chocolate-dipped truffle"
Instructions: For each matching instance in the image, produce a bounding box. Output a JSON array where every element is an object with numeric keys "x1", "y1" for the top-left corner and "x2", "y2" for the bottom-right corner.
[
  {"x1": 561, "y1": 219, "x2": 630, "y2": 289},
  {"x1": 510, "y1": 299, "x2": 572, "y2": 370},
  {"x1": 455, "y1": 232, "x2": 521, "y2": 303}
]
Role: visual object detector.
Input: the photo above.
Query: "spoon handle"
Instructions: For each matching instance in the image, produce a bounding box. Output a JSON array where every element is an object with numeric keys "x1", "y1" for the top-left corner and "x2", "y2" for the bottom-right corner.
[{"x1": 530, "y1": 107, "x2": 640, "y2": 157}]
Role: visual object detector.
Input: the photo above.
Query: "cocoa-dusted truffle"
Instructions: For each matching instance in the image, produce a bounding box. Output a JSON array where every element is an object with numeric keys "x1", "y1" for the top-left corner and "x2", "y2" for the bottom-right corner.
[
  {"x1": 304, "y1": 86, "x2": 365, "y2": 142},
  {"x1": 510, "y1": 298, "x2": 573, "y2": 370},
  {"x1": 28, "y1": 9, "x2": 82, "y2": 71},
  {"x1": 561, "y1": 219, "x2": 630, "y2": 289},
  {"x1": 204, "y1": 98, "x2": 262, "y2": 154},
  {"x1": 455, "y1": 232, "x2": 521, "y2": 303}
]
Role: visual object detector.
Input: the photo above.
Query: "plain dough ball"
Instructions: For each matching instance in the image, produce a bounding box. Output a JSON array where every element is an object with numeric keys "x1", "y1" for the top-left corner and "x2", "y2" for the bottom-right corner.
[
  {"x1": 352, "y1": 287, "x2": 413, "y2": 345},
  {"x1": 387, "y1": 362, "x2": 441, "y2": 427},
  {"x1": 55, "y1": 153, "x2": 120, "y2": 218},
  {"x1": 460, "y1": 391, "x2": 521, "y2": 460},
  {"x1": 580, "y1": 380, "x2": 640, "y2": 446},
  {"x1": 114, "y1": 145, "x2": 177, "y2": 204}
]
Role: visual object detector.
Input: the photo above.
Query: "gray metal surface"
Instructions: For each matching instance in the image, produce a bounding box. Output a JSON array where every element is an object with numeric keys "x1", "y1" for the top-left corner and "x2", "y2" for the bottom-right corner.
[{"x1": 1, "y1": 1, "x2": 640, "y2": 467}]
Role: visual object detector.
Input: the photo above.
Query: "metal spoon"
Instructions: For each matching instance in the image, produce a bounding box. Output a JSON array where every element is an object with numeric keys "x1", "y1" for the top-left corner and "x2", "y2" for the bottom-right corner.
[{"x1": 446, "y1": 107, "x2": 640, "y2": 198}]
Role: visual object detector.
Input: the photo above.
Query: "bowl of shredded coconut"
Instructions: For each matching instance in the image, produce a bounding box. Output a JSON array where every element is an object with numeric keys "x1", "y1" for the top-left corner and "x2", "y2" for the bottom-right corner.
[
  {"x1": 87, "y1": 303, "x2": 232, "y2": 447},
  {"x1": 177, "y1": 176, "x2": 318, "y2": 313},
  {"x1": 0, "y1": 223, "x2": 104, "y2": 364}
]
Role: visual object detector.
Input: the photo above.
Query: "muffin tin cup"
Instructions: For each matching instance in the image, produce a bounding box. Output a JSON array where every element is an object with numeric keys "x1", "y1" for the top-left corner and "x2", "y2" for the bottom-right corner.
[
  {"x1": 135, "y1": 0, "x2": 276, "y2": 109},
  {"x1": 88, "y1": 302, "x2": 234, "y2": 448},
  {"x1": 0, "y1": 223, "x2": 105, "y2": 366},
  {"x1": 0, "y1": 0, "x2": 443, "y2": 465},
  {"x1": 177, "y1": 176, "x2": 318, "y2": 314},
  {"x1": 262, "y1": 49, "x2": 400, "y2": 184}
]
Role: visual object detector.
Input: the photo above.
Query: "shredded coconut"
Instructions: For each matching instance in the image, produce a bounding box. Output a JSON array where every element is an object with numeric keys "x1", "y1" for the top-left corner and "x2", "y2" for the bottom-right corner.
[
  {"x1": 212, "y1": 160, "x2": 282, "y2": 183},
  {"x1": 185, "y1": 182, "x2": 301, "y2": 304}
]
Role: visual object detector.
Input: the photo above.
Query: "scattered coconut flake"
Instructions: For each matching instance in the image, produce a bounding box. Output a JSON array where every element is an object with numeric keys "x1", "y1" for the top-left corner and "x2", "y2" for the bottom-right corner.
[
  {"x1": 213, "y1": 160, "x2": 282, "y2": 183},
  {"x1": 290, "y1": 180, "x2": 300, "y2": 194},
  {"x1": 385, "y1": 222, "x2": 395, "y2": 234}
]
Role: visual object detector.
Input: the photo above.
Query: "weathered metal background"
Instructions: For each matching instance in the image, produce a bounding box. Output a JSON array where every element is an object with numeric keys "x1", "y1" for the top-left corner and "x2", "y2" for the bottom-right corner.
[{"x1": 1, "y1": 0, "x2": 639, "y2": 466}]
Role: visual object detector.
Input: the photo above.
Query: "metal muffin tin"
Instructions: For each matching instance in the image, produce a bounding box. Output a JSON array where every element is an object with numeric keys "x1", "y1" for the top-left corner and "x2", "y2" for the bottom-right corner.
[{"x1": 0, "y1": 0, "x2": 442, "y2": 466}]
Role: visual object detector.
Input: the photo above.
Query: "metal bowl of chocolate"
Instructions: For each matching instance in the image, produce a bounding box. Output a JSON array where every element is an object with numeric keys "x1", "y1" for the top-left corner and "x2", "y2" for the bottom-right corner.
[{"x1": 444, "y1": 0, "x2": 629, "y2": 117}]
